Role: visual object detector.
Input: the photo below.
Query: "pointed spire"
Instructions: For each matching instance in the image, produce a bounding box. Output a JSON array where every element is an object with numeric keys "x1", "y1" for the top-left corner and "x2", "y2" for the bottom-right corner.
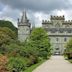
[{"x1": 21, "y1": 10, "x2": 28, "y2": 23}]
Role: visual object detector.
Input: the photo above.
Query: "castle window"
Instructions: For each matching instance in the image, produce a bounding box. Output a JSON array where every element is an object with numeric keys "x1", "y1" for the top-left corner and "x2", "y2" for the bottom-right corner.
[
  {"x1": 56, "y1": 48, "x2": 59, "y2": 50},
  {"x1": 59, "y1": 29, "x2": 63, "y2": 33},
  {"x1": 51, "y1": 29, "x2": 56, "y2": 33},
  {"x1": 67, "y1": 30, "x2": 71, "y2": 33},
  {"x1": 64, "y1": 38, "x2": 67, "y2": 42},
  {"x1": 56, "y1": 38, "x2": 59, "y2": 41}
]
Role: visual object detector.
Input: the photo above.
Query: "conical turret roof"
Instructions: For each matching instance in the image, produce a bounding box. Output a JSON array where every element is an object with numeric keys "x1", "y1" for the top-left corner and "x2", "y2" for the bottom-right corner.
[{"x1": 21, "y1": 10, "x2": 28, "y2": 23}]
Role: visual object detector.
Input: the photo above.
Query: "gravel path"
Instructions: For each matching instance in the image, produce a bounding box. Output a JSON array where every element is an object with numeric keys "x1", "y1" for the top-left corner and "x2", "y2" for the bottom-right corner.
[{"x1": 33, "y1": 56, "x2": 72, "y2": 72}]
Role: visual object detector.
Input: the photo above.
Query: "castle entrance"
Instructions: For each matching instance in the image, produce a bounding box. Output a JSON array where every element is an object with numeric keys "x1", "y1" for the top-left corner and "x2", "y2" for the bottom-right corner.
[{"x1": 54, "y1": 47, "x2": 60, "y2": 55}]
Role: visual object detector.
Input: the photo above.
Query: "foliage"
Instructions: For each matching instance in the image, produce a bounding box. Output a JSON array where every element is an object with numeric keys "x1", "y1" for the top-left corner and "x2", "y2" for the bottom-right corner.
[
  {"x1": 24, "y1": 60, "x2": 45, "y2": 72},
  {"x1": 0, "y1": 20, "x2": 17, "y2": 34},
  {"x1": 7, "y1": 57, "x2": 27, "y2": 72},
  {"x1": 0, "y1": 27, "x2": 17, "y2": 55},
  {"x1": 0, "y1": 26, "x2": 51, "y2": 72},
  {"x1": 65, "y1": 38, "x2": 72, "y2": 59},
  {"x1": 0, "y1": 27, "x2": 16, "y2": 45},
  {"x1": 65, "y1": 38, "x2": 72, "y2": 53},
  {"x1": 0, "y1": 54, "x2": 8, "y2": 72},
  {"x1": 28, "y1": 28, "x2": 51, "y2": 59}
]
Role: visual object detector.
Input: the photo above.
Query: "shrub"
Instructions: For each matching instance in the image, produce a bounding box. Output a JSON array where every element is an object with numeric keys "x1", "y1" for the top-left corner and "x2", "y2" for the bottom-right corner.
[
  {"x1": 65, "y1": 38, "x2": 72, "y2": 59},
  {"x1": 0, "y1": 54, "x2": 8, "y2": 72},
  {"x1": 7, "y1": 57, "x2": 29, "y2": 72}
]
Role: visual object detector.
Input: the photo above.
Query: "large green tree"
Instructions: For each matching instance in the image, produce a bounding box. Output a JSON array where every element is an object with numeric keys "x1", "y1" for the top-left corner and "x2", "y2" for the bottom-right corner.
[
  {"x1": 27, "y1": 28, "x2": 51, "y2": 59},
  {"x1": 0, "y1": 27, "x2": 17, "y2": 54}
]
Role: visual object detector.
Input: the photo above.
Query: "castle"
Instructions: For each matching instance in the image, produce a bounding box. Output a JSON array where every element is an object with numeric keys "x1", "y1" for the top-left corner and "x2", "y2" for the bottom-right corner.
[
  {"x1": 18, "y1": 11, "x2": 72, "y2": 55},
  {"x1": 42, "y1": 15, "x2": 72, "y2": 55},
  {"x1": 18, "y1": 11, "x2": 31, "y2": 42}
]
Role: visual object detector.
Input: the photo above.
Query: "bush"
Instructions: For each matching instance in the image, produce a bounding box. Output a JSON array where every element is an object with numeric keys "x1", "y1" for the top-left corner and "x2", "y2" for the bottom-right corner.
[
  {"x1": 0, "y1": 54, "x2": 8, "y2": 72},
  {"x1": 7, "y1": 57, "x2": 29, "y2": 72},
  {"x1": 65, "y1": 38, "x2": 72, "y2": 59}
]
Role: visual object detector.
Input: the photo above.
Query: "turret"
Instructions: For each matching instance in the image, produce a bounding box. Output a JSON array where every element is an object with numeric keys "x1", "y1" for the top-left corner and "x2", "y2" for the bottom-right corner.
[
  {"x1": 18, "y1": 11, "x2": 30, "y2": 27},
  {"x1": 21, "y1": 11, "x2": 28, "y2": 23},
  {"x1": 18, "y1": 11, "x2": 31, "y2": 42}
]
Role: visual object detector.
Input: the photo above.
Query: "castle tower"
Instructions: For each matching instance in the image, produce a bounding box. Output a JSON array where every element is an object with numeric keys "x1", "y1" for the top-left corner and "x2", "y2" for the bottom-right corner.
[{"x1": 18, "y1": 11, "x2": 31, "y2": 42}]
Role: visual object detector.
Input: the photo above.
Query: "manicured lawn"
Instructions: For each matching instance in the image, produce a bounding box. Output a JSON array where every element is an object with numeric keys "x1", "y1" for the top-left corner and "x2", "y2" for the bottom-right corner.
[{"x1": 24, "y1": 60, "x2": 45, "y2": 72}]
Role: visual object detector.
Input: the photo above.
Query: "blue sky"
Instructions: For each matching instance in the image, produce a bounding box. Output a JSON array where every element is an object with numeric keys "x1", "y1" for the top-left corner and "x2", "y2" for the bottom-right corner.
[{"x1": 0, "y1": 0, "x2": 72, "y2": 27}]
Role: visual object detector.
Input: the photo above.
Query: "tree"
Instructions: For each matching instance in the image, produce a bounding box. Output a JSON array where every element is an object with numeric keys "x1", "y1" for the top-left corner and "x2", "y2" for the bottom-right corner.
[
  {"x1": 27, "y1": 28, "x2": 51, "y2": 59},
  {"x1": 0, "y1": 27, "x2": 17, "y2": 54},
  {"x1": 65, "y1": 38, "x2": 72, "y2": 59},
  {"x1": 0, "y1": 27, "x2": 16, "y2": 39},
  {"x1": 0, "y1": 20, "x2": 17, "y2": 35}
]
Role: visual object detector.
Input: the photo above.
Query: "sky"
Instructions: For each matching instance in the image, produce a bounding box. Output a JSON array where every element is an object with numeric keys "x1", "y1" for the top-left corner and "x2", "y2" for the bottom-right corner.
[{"x1": 0, "y1": 0, "x2": 72, "y2": 27}]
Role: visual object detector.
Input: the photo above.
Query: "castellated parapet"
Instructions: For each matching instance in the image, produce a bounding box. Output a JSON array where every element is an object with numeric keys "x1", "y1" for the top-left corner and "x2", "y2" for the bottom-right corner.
[
  {"x1": 42, "y1": 15, "x2": 72, "y2": 25},
  {"x1": 42, "y1": 20, "x2": 52, "y2": 24},
  {"x1": 50, "y1": 15, "x2": 65, "y2": 20},
  {"x1": 63, "y1": 20, "x2": 72, "y2": 25}
]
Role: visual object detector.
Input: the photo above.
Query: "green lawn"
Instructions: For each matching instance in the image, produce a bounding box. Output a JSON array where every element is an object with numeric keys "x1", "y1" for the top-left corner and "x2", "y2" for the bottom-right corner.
[{"x1": 24, "y1": 60, "x2": 45, "y2": 72}]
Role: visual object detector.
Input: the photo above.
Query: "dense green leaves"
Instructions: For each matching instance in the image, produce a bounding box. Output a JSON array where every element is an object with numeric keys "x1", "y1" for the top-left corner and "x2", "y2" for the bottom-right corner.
[
  {"x1": 7, "y1": 57, "x2": 26, "y2": 72},
  {"x1": 28, "y1": 28, "x2": 51, "y2": 59},
  {"x1": 0, "y1": 27, "x2": 16, "y2": 47},
  {"x1": 65, "y1": 38, "x2": 72, "y2": 53},
  {"x1": 0, "y1": 25, "x2": 51, "y2": 72},
  {"x1": 64, "y1": 38, "x2": 72, "y2": 59},
  {"x1": 0, "y1": 20, "x2": 17, "y2": 34}
]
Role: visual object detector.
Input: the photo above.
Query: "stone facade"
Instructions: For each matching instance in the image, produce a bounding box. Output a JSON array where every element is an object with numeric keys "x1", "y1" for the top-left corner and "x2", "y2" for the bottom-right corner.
[
  {"x1": 18, "y1": 11, "x2": 31, "y2": 42},
  {"x1": 42, "y1": 15, "x2": 72, "y2": 55}
]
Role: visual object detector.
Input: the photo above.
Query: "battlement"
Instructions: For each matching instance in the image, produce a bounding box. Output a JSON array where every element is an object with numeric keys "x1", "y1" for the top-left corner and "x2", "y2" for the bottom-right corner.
[
  {"x1": 50, "y1": 15, "x2": 65, "y2": 20},
  {"x1": 42, "y1": 20, "x2": 52, "y2": 24},
  {"x1": 63, "y1": 20, "x2": 72, "y2": 24}
]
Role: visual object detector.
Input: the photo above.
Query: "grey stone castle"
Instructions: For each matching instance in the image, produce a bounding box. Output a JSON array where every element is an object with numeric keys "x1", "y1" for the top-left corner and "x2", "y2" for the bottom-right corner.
[
  {"x1": 18, "y1": 11, "x2": 72, "y2": 55},
  {"x1": 18, "y1": 11, "x2": 31, "y2": 42},
  {"x1": 42, "y1": 16, "x2": 72, "y2": 55}
]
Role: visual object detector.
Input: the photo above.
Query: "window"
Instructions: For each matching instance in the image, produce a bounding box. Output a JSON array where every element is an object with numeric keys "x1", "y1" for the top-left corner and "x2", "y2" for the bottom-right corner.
[
  {"x1": 64, "y1": 38, "x2": 67, "y2": 42},
  {"x1": 51, "y1": 29, "x2": 56, "y2": 33},
  {"x1": 56, "y1": 48, "x2": 59, "y2": 50},
  {"x1": 59, "y1": 29, "x2": 63, "y2": 33},
  {"x1": 68, "y1": 30, "x2": 71, "y2": 33},
  {"x1": 56, "y1": 38, "x2": 59, "y2": 41}
]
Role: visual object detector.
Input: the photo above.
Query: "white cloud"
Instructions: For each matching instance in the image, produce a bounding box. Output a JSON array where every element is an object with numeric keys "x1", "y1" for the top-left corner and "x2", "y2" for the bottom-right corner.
[
  {"x1": 0, "y1": 5, "x2": 20, "y2": 27},
  {"x1": 0, "y1": 17, "x2": 17, "y2": 27},
  {"x1": 34, "y1": 12, "x2": 50, "y2": 27},
  {"x1": 1, "y1": 3, "x2": 72, "y2": 28}
]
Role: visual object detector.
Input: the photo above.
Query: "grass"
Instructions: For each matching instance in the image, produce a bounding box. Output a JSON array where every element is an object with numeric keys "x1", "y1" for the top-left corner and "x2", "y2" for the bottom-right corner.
[{"x1": 24, "y1": 60, "x2": 45, "y2": 72}]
